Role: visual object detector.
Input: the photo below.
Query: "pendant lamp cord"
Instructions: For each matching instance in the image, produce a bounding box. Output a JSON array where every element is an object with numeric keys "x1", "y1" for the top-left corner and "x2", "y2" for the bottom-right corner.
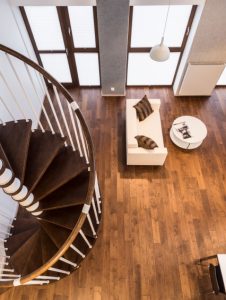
[{"x1": 162, "y1": 0, "x2": 171, "y2": 38}]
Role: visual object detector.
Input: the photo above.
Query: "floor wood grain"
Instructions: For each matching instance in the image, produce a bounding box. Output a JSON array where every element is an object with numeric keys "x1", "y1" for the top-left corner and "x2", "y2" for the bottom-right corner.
[{"x1": 1, "y1": 87, "x2": 226, "y2": 300}]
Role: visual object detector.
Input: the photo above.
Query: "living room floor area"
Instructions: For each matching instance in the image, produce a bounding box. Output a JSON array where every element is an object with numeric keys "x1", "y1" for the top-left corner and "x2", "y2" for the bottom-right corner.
[{"x1": 2, "y1": 87, "x2": 226, "y2": 300}]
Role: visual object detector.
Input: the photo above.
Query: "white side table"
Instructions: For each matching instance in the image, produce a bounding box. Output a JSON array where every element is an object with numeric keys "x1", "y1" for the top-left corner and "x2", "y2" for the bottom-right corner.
[{"x1": 170, "y1": 116, "x2": 207, "y2": 149}]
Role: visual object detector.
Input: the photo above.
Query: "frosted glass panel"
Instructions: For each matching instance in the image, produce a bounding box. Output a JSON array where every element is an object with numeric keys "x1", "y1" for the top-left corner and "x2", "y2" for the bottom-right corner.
[
  {"x1": 127, "y1": 53, "x2": 180, "y2": 85},
  {"x1": 217, "y1": 66, "x2": 226, "y2": 85},
  {"x1": 75, "y1": 53, "x2": 100, "y2": 85},
  {"x1": 25, "y1": 7, "x2": 65, "y2": 50},
  {"x1": 68, "y1": 7, "x2": 96, "y2": 48},
  {"x1": 40, "y1": 54, "x2": 72, "y2": 83},
  {"x1": 131, "y1": 5, "x2": 192, "y2": 47}
]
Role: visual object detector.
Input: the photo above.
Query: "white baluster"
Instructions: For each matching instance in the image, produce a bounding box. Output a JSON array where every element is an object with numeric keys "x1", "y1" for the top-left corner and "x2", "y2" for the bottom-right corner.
[
  {"x1": 0, "y1": 70, "x2": 28, "y2": 121},
  {"x1": 23, "y1": 280, "x2": 49, "y2": 285},
  {"x1": 0, "y1": 219, "x2": 14, "y2": 228},
  {"x1": 91, "y1": 197, "x2": 99, "y2": 225},
  {"x1": 0, "y1": 255, "x2": 10, "y2": 259},
  {"x1": 76, "y1": 116, "x2": 89, "y2": 164},
  {"x1": 87, "y1": 213, "x2": 97, "y2": 236},
  {"x1": 59, "y1": 257, "x2": 77, "y2": 268},
  {"x1": 24, "y1": 63, "x2": 55, "y2": 134},
  {"x1": 0, "y1": 96, "x2": 16, "y2": 122},
  {"x1": 0, "y1": 230, "x2": 11, "y2": 237},
  {"x1": 0, "y1": 212, "x2": 16, "y2": 222},
  {"x1": 5, "y1": 54, "x2": 44, "y2": 132},
  {"x1": 40, "y1": 75, "x2": 66, "y2": 144},
  {"x1": 48, "y1": 267, "x2": 70, "y2": 275},
  {"x1": 37, "y1": 275, "x2": 60, "y2": 280},
  {"x1": 68, "y1": 102, "x2": 82, "y2": 156},
  {"x1": 53, "y1": 85, "x2": 75, "y2": 151},
  {"x1": 0, "y1": 239, "x2": 7, "y2": 243},
  {"x1": 0, "y1": 274, "x2": 21, "y2": 278},
  {"x1": 95, "y1": 173, "x2": 101, "y2": 214},
  {"x1": 79, "y1": 230, "x2": 92, "y2": 249},
  {"x1": 0, "y1": 246, "x2": 8, "y2": 251},
  {"x1": 1, "y1": 268, "x2": 14, "y2": 273},
  {"x1": 70, "y1": 244, "x2": 85, "y2": 258}
]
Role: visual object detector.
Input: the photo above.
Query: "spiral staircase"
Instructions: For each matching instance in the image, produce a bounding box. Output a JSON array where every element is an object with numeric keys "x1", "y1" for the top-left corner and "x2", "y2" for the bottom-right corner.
[{"x1": 0, "y1": 44, "x2": 102, "y2": 292}]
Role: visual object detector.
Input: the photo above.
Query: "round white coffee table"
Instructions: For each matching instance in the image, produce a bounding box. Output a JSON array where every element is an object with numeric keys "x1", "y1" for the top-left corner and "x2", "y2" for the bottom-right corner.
[{"x1": 170, "y1": 116, "x2": 207, "y2": 149}]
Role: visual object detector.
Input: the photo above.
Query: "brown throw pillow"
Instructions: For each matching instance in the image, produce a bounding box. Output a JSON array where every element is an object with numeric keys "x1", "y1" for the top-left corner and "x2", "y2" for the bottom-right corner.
[
  {"x1": 133, "y1": 95, "x2": 153, "y2": 121},
  {"x1": 135, "y1": 135, "x2": 158, "y2": 150}
]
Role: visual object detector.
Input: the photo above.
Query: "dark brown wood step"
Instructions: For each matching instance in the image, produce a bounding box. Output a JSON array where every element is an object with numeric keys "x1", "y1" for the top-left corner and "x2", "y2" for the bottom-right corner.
[
  {"x1": 40, "y1": 229, "x2": 71, "y2": 276},
  {"x1": 9, "y1": 230, "x2": 40, "y2": 275},
  {"x1": 24, "y1": 130, "x2": 65, "y2": 192},
  {"x1": 40, "y1": 220, "x2": 71, "y2": 248},
  {"x1": 38, "y1": 171, "x2": 89, "y2": 211},
  {"x1": 38, "y1": 205, "x2": 83, "y2": 230},
  {"x1": 0, "y1": 120, "x2": 32, "y2": 181},
  {"x1": 11, "y1": 218, "x2": 39, "y2": 236},
  {"x1": 33, "y1": 147, "x2": 88, "y2": 201},
  {"x1": 21, "y1": 230, "x2": 43, "y2": 276},
  {"x1": 6, "y1": 227, "x2": 39, "y2": 256}
]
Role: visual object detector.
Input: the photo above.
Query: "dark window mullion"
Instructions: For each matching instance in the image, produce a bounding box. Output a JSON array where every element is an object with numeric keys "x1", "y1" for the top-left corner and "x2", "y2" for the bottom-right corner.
[{"x1": 57, "y1": 7, "x2": 79, "y2": 86}]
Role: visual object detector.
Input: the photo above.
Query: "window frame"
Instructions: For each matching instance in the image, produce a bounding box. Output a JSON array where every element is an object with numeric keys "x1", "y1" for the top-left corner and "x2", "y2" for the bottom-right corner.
[
  {"x1": 126, "y1": 5, "x2": 197, "y2": 87},
  {"x1": 20, "y1": 6, "x2": 101, "y2": 88}
]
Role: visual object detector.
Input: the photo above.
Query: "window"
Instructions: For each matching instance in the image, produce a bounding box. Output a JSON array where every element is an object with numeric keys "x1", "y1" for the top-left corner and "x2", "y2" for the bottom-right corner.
[
  {"x1": 127, "y1": 53, "x2": 180, "y2": 85},
  {"x1": 127, "y1": 5, "x2": 196, "y2": 86},
  {"x1": 21, "y1": 6, "x2": 100, "y2": 86}
]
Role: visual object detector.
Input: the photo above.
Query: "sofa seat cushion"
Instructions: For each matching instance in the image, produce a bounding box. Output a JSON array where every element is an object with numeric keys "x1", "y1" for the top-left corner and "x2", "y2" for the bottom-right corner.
[{"x1": 137, "y1": 110, "x2": 164, "y2": 148}]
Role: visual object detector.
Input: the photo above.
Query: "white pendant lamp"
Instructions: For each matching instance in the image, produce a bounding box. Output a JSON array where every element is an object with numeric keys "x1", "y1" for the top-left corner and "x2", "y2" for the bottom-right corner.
[{"x1": 150, "y1": 3, "x2": 170, "y2": 62}]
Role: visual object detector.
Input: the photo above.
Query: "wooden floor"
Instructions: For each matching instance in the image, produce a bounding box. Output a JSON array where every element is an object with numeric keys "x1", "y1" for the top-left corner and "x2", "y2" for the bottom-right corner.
[{"x1": 1, "y1": 87, "x2": 226, "y2": 300}]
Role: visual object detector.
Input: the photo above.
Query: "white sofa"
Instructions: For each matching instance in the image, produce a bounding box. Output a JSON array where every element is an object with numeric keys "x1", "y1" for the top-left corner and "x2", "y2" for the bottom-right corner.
[{"x1": 126, "y1": 98, "x2": 168, "y2": 166}]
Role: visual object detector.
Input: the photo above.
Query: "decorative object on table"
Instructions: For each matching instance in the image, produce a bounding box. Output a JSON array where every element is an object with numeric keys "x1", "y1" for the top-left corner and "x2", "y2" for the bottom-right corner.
[
  {"x1": 170, "y1": 116, "x2": 207, "y2": 149},
  {"x1": 174, "y1": 121, "x2": 192, "y2": 139},
  {"x1": 135, "y1": 135, "x2": 158, "y2": 150},
  {"x1": 149, "y1": 0, "x2": 170, "y2": 62},
  {"x1": 133, "y1": 95, "x2": 153, "y2": 121}
]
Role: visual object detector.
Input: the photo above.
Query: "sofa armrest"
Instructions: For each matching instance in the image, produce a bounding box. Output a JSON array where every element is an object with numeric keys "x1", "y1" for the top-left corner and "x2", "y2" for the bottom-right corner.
[{"x1": 126, "y1": 101, "x2": 138, "y2": 148}]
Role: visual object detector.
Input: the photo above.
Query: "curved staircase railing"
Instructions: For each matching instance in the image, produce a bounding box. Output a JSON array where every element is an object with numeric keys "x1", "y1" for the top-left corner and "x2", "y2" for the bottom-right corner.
[{"x1": 0, "y1": 44, "x2": 102, "y2": 288}]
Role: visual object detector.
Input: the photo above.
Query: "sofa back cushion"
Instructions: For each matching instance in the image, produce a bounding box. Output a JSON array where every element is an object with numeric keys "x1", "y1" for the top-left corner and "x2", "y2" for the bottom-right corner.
[
  {"x1": 135, "y1": 135, "x2": 158, "y2": 149},
  {"x1": 133, "y1": 95, "x2": 153, "y2": 121}
]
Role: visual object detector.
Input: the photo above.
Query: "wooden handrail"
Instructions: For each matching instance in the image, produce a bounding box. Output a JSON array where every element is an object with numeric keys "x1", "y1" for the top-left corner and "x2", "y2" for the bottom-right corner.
[{"x1": 0, "y1": 44, "x2": 96, "y2": 287}]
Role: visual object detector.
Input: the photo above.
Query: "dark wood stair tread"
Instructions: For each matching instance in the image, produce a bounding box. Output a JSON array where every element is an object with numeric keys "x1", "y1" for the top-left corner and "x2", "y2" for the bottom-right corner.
[
  {"x1": 9, "y1": 230, "x2": 40, "y2": 275},
  {"x1": 0, "y1": 120, "x2": 32, "y2": 181},
  {"x1": 11, "y1": 218, "x2": 39, "y2": 236},
  {"x1": 38, "y1": 205, "x2": 83, "y2": 230},
  {"x1": 40, "y1": 229, "x2": 71, "y2": 275},
  {"x1": 6, "y1": 227, "x2": 39, "y2": 256},
  {"x1": 33, "y1": 147, "x2": 88, "y2": 201},
  {"x1": 40, "y1": 220, "x2": 71, "y2": 248},
  {"x1": 24, "y1": 130, "x2": 65, "y2": 192},
  {"x1": 38, "y1": 171, "x2": 89, "y2": 211},
  {"x1": 21, "y1": 230, "x2": 43, "y2": 276}
]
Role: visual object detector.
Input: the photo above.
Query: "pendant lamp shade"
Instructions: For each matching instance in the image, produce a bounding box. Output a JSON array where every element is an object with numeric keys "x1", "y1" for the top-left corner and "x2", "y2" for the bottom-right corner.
[{"x1": 149, "y1": 37, "x2": 170, "y2": 62}]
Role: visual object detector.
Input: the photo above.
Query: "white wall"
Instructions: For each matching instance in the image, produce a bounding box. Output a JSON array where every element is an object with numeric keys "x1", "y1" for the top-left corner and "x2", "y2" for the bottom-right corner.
[
  {"x1": 174, "y1": 0, "x2": 226, "y2": 95},
  {"x1": 0, "y1": 0, "x2": 45, "y2": 271}
]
